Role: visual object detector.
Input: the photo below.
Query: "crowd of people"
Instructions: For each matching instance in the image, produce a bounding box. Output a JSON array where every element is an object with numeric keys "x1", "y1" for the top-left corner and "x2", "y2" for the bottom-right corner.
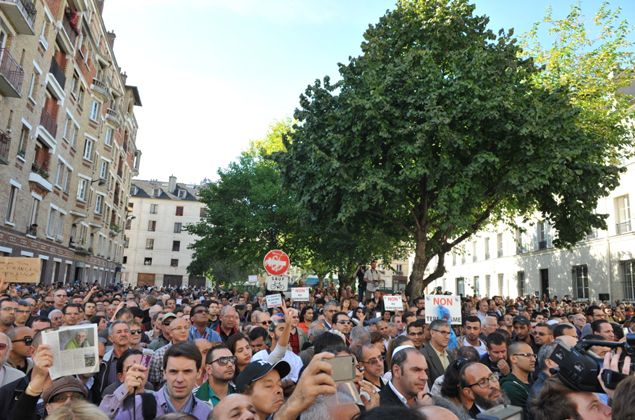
[{"x1": 0, "y1": 276, "x2": 632, "y2": 420}]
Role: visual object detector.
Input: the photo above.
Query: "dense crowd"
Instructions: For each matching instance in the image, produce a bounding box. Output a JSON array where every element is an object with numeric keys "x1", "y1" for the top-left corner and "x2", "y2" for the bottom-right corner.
[{"x1": 0, "y1": 275, "x2": 632, "y2": 420}]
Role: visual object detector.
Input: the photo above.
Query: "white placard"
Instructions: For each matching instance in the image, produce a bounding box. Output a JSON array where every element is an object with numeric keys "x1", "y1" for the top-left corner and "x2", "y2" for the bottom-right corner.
[
  {"x1": 383, "y1": 295, "x2": 404, "y2": 311},
  {"x1": 266, "y1": 275, "x2": 289, "y2": 291},
  {"x1": 248, "y1": 275, "x2": 258, "y2": 283},
  {"x1": 425, "y1": 295, "x2": 462, "y2": 325},
  {"x1": 291, "y1": 287, "x2": 310, "y2": 302},
  {"x1": 265, "y1": 293, "x2": 283, "y2": 308}
]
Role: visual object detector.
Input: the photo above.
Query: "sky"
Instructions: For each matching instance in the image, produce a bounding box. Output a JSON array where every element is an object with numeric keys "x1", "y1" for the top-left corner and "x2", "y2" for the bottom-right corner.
[{"x1": 102, "y1": 0, "x2": 635, "y2": 185}]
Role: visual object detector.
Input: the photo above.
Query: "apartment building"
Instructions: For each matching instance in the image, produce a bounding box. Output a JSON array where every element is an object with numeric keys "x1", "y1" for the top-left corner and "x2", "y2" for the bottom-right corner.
[
  {"x1": 423, "y1": 158, "x2": 635, "y2": 302},
  {"x1": 122, "y1": 177, "x2": 207, "y2": 288},
  {"x1": 0, "y1": 0, "x2": 141, "y2": 284}
]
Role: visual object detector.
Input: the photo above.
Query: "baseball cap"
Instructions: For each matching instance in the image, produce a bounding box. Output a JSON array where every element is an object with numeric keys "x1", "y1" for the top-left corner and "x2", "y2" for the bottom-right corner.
[
  {"x1": 161, "y1": 312, "x2": 177, "y2": 322},
  {"x1": 513, "y1": 316, "x2": 531, "y2": 326},
  {"x1": 235, "y1": 360, "x2": 291, "y2": 393},
  {"x1": 42, "y1": 376, "x2": 88, "y2": 403}
]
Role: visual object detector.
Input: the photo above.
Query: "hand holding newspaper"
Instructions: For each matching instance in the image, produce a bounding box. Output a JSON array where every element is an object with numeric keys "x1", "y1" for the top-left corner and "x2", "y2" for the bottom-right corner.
[{"x1": 41, "y1": 324, "x2": 100, "y2": 380}]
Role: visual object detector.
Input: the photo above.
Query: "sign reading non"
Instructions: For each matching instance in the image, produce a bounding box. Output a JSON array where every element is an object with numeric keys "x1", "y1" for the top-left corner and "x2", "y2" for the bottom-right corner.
[
  {"x1": 383, "y1": 295, "x2": 404, "y2": 312},
  {"x1": 291, "y1": 287, "x2": 310, "y2": 302},
  {"x1": 263, "y1": 249, "x2": 290, "y2": 276},
  {"x1": 0, "y1": 257, "x2": 42, "y2": 283},
  {"x1": 425, "y1": 295, "x2": 462, "y2": 325},
  {"x1": 266, "y1": 276, "x2": 289, "y2": 292},
  {"x1": 265, "y1": 293, "x2": 283, "y2": 309}
]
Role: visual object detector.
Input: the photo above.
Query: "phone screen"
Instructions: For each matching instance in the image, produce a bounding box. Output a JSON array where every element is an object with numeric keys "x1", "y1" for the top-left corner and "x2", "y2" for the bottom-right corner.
[
  {"x1": 140, "y1": 354, "x2": 152, "y2": 368},
  {"x1": 325, "y1": 355, "x2": 356, "y2": 382}
]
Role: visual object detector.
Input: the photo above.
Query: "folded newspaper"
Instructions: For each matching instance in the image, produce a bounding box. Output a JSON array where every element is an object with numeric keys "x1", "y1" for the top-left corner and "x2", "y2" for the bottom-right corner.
[{"x1": 41, "y1": 324, "x2": 100, "y2": 380}]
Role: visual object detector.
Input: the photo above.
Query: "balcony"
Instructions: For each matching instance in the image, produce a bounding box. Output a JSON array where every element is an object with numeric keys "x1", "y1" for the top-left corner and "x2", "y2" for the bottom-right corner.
[
  {"x1": 0, "y1": 48, "x2": 24, "y2": 97},
  {"x1": 61, "y1": 10, "x2": 79, "y2": 47},
  {"x1": 616, "y1": 220, "x2": 632, "y2": 235},
  {"x1": 0, "y1": 129, "x2": 10, "y2": 164},
  {"x1": 0, "y1": 0, "x2": 36, "y2": 35},
  {"x1": 40, "y1": 109, "x2": 58, "y2": 138},
  {"x1": 91, "y1": 77, "x2": 108, "y2": 97},
  {"x1": 31, "y1": 160, "x2": 49, "y2": 179},
  {"x1": 49, "y1": 59, "x2": 66, "y2": 89},
  {"x1": 105, "y1": 108, "x2": 120, "y2": 124}
]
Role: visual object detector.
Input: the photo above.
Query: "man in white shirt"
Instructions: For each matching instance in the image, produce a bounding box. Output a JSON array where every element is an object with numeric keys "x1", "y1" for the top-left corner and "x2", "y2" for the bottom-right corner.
[{"x1": 363, "y1": 260, "x2": 381, "y2": 301}]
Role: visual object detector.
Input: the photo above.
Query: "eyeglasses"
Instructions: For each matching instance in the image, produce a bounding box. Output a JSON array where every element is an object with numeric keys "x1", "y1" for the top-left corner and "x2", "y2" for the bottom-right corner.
[
  {"x1": 464, "y1": 373, "x2": 500, "y2": 389},
  {"x1": 49, "y1": 392, "x2": 84, "y2": 404},
  {"x1": 513, "y1": 353, "x2": 537, "y2": 359},
  {"x1": 534, "y1": 332, "x2": 552, "y2": 336},
  {"x1": 45, "y1": 301, "x2": 54, "y2": 305},
  {"x1": 0, "y1": 343, "x2": 7, "y2": 350},
  {"x1": 361, "y1": 356, "x2": 384, "y2": 365},
  {"x1": 192, "y1": 310, "x2": 207, "y2": 316},
  {"x1": 431, "y1": 329, "x2": 451, "y2": 336},
  {"x1": 210, "y1": 356, "x2": 237, "y2": 366},
  {"x1": 16, "y1": 309, "x2": 30, "y2": 314},
  {"x1": 1, "y1": 307, "x2": 15, "y2": 312},
  {"x1": 12, "y1": 337, "x2": 33, "y2": 345},
  {"x1": 337, "y1": 320, "x2": 352, "y2": 325},
  {"x1": 130, "y1": 330, "x2": 143, "y2": 335},
  {"x1": 261, "y1": 320, "x2": 272, "y2": 325}
]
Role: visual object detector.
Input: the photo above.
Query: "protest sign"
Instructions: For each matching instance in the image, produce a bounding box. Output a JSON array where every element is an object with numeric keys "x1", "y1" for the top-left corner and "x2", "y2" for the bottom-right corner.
[
  {"x1": 247, "y1": 275, "x2": 258, "y2": 283},
  {"x1": 291, "y1": 287, "x2": 310, "y2": 302},
  {"x1": 266, "y1": 275, "x2": 289, "y2": 292},
  {"x1": 383, "y1": 295, "x2": 404, "y2": 312},
  {"x1": 42, "y1": 324, "x2": 100, "y2": 380},
  {"x1": 425, "y1": 295, "x2": 462, "y2": 325},
  {"x1": 265, "y1": 293, "x2": 283, "y2": 308},
  {"x1": 0, "y1": 257, "x2": 41, "y2": 283}
]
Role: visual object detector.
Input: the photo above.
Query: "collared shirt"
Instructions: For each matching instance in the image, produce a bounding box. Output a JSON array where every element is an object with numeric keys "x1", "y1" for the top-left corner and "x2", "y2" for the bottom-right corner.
[
  {"x1": 194, "y1": 380, "x2": 236, "y2": 407},
  {"x1": 388, "y1": 380, "x2": 409, "y2": 407},
  {"x1": 149, "y1": 343, "x2": 173, "y2": 385},
  {"x1": 215, "y1": 324, "x2": 238, "y2": 342},
  {"x1": 189, "y1": 326, "x2": 222, "y2": 343},
  {"x1": 433, "y1": 345, "x2": 449, "y2": 370}
]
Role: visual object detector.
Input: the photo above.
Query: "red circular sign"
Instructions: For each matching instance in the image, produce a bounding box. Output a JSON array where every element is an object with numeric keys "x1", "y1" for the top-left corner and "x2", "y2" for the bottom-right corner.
[{"x1": 263, "y1": 249, "x2": 290, "y2": 276}]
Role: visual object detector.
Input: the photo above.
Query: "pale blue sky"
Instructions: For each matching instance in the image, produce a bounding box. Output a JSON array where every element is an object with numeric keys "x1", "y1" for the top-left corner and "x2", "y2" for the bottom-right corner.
[{"x1": 102, "y1": 0, "x2": 635, "y2": 184}]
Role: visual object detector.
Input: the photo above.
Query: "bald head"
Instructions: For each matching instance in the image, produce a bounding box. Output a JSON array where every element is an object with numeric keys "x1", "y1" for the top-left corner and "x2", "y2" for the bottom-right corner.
[
  {"x1": 419, "y1": 405, "x2": 459, "y2": 420},
  {"x1": 211, "y1": 394, "x2": 256, "y2": 420}
]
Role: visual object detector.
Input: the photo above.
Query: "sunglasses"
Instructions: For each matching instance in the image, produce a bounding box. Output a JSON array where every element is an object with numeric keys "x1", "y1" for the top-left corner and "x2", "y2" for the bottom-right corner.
[
  {"x1": 210, "y1": 356, "x2": 237, "y2": 366},
  {"x1": 130, "y1": 330, "x2": 143, "y2": 335},
  {"x1": 49, "y1": 392, "x2": 84, "y2": 404},
  {"x1": 12, "y1": 336, "x2": 34, "y2": 345}
]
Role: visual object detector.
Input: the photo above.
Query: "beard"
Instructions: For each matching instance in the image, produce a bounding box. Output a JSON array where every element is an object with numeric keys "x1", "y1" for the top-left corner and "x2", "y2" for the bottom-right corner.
[{"x1": 474, "y1": 389, "x2": 510, "y2": 409}]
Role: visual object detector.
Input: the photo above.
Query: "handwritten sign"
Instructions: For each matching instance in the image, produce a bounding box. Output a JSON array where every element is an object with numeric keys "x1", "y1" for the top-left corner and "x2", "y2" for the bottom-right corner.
[
  {"x1": 265, "y1": 293, "x2": 283, "y2": 309},
  {"x1": 247, "y1": 275, "x2": 258, "y2": 283},
  {"x1": 266, "y1": 275, "x2": 289, "y2": 292},
  {"x1": 0, "y1": 257, "x2": 42, "y2": 283},
  {"x1": 383, "y1": 295, "x2": 404, "y2": 312},
  {"x1": 291, "y1": 287, "x2": 310, "y2": 302},
  {"x1": 425, "y1": 295, "x2": 462, "y2": 325}
]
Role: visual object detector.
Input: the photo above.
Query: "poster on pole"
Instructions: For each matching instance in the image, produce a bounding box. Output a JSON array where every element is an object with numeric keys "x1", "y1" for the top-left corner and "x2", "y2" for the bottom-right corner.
[
  {"x1": 266, "y1": 275, "x2": 289, "y2": 292},
  {"x1": 383, "y1": 295, "x2": 404, "y2": 312},
  {"x1": 265, "y1": 293, "x2": 283, "y2": 309},
  {"x1": 291, "y1": 287, "x2": 310, "y2": 302},
  {"x1": 0, "y1": 257, "x2": 42, "y2": 283},
  {"x1": 425, "y1": 295, "x2": 462, "y2": 325}
]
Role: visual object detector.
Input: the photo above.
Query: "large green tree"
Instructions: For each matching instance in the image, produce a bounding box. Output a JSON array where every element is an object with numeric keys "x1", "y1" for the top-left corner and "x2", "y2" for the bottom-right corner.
[{"x1": 278, "y1": 0, "x2": 632, "y2": 298}]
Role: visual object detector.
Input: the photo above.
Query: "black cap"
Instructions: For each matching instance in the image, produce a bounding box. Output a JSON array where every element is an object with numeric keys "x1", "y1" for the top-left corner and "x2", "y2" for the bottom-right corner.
[
  {"x1": 235, "y1": 360, "x2": 291, "y2": 393},
  {"x1": 513, "y1": 316, "x2": 531, "y2": 326}
]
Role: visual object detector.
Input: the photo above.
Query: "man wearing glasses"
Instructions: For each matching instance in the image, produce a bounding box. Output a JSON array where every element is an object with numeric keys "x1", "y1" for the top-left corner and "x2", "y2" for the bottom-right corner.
[
  {"x1": 421, "y1": 319, "x2": 456, "y2": 388},
  {"x1": 15, "y1": 300, "x2": 32, "y2": 327},
  {"x1": 500, "y1": 342, "x2": 535, "y2": 410},
  {"x1": 357, "y1": 343, "x2": 385, "y2": 391},
  {"x1": 149, "y1": 317, "x2": 190, "y2": 388},
  {"x1": 194, "y1": 344, "x2": 236, "y2": 406},
  {"x1": 458, "y1": 362, "x2": 508, "y2": 417},
  {"x1": 0, "y1": 299, "x2": 17, "y2": 334},
  {"x1": 332, "y1": 312, "x2": 353, "y2": 344},
  {"x1": 189, "y1": 304, "x2": 222, "y2": 343},
  {"x1": 7, "y1": 326, "x2": 34, "y2": 374},
  {"x1": 148, "y1": 313, "x2": 175, "y2": 350}
]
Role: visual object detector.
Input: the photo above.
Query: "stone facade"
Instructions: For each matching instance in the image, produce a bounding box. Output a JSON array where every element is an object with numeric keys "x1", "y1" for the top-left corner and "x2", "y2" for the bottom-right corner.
[{"x1": 0, "y1": 0, "x2": 141, "y2": 284}]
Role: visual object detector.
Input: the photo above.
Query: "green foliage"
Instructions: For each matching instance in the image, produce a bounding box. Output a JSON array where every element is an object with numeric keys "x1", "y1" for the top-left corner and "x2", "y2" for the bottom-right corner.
[
  {"x1": 278, "y1": 0, "x2": 631, "y2": 296},
  {"x1": 248, "y1": 119, "x2": 294, "y2": 157}
]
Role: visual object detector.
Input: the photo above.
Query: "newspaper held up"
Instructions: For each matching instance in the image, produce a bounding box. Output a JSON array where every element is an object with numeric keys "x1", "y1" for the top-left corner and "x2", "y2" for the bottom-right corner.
[{"x1": 41, "y1": 324, "x2": 100, "y2": 380}]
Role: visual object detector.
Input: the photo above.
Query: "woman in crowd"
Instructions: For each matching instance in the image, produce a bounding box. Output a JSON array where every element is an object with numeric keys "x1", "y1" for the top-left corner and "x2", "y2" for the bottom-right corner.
[
  {"x1": 226, "y1": 332, "x2": 253, "y2": 379},
  {"x1": 298, "y1": 306, "x2": 314, "y2": 334}
]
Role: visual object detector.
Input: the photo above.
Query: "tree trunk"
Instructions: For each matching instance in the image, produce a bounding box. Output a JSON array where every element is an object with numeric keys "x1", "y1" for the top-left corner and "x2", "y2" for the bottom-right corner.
[{"x1": 407, "y1": 238, "x2": 428, "y2": 298}]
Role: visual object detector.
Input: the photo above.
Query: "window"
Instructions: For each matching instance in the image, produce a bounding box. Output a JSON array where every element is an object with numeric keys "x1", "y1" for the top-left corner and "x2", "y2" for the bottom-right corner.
[
  {"x1": 622, "y1": 260, "x2": 635, "y2": 301},
  {"x1": 173, "y1": 222, "x2": 182, "y2": 233},
  {"x1": 104, "y1": 126, "x2": 113, "y2": 146},
  {"x1": 497, "y1": 233, "x2": 503, "y2": 257},
  {"x1": 77, "y1": 86, "x2": 85, "y2": 109},
  {"x1": 484, "y1": 237, "x2": 490, "y2": 260},
  {"x1": 153, "y1": 188, "x2": 161, "y2": 197},
  {"x1": 473, "y1": 276, "x2": 480, "y2": 296},
  {"x1": 485, "y1": 275, "x2": 491, "y2": 297},
  {"x1": 82, "y1": 138, "x2": 94, "y2": 161},
  {"x1": 145, "y1": 239, "x2": 154, "y2": 250},
  {"x1": 175, "y1": 206, "x2": 183, "y2": 216},
  {"x1": 170, "y1": 259, "x2": 178, "y2": 267},
  {"x1": 172, "y1": 240, "x2": 180, "y2": 251},
  {"x1": 94, "y1": 194, "x2": 104, "y2": 214},
  {"x1": 62, "y1": 116, "x2": 78, "y2": 147},
  {"x1": 199, "y1": 207, "x2": 207, "y2": 218},
  {"x1": 28, "y1": 195, "x2": 41, "y2": 234},
  {"x1": 39, "y1": 14, "x2": 51, "y2": 49},
  {"x1": 122, "y1": 256, "x2": 127, "y2": 264},
  {"x1": 46, "y1": 206, "x2": 64, "y2": 239},
  {"x1": 572, "y1": 265, "x2": 589, "y2": 300},
  {"x1": 177, "y1": 189, "x2": 186, "y2": 199},
  {"x1": 537, "y1": 221, "x2": 548, "y2": 250},
  {"x1": 498, "y1": 274, "x2": 504, "y2": 296},
  {"x1": 89, "y1": 99, "x2": 101, "y2": 121},
  {"x1": 99, "y1": 159, "x2": 109, "y2": 179},
  {"x1": 28, "y1": 62, "x2": 42, "y2": 103},
  {"x1": 6, "y1": 185, "x2": 19, "y2": 224},
  {"x1": 515, "y1": 228, "x2": 525, "y2": 254},
  {"x1": 615, "y1": 195, "x2": 631, "y2": 234},
  {"x1": 77, "y1": 177, "x2": 88, "y2": 201},
  {"x1": 149, "y1": 204, "x2": 158, "y2": 214},
  {"x1": 517, "y1": 271, "x2": 525, "y2": 297},
  {"x1": 54, "y1": 159, "x2": 71, "y2": 193},
  {"x1": 71, "y1": 72, "x2": 80, "y2": 98},
  {"x1": 148, "y1": 220, "x2": 156, "y2": 231},
  {"x1": 472, "y1": 241, "x2": 477, "y2": 262},
  {"x1": 143, "y1": 257, "x2": 152, "y2": 266},
  {"x1": 17, "y1": 125, "x2": 29, "y2": 158},
  {"x1": 452, "y1": 252, "x2": 456, "y2": 266}
]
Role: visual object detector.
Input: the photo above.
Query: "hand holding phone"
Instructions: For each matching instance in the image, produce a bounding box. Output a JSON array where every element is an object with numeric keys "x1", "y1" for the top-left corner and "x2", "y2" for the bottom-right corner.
[{"x1": 325, "y1": 355, "x2": 356, "y2": 382}]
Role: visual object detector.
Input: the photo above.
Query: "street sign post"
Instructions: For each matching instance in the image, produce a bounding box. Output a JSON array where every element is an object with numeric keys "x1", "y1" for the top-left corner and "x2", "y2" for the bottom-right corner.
[{"x1": 263, "y1": 249, "x2": 290, "y2": 276}]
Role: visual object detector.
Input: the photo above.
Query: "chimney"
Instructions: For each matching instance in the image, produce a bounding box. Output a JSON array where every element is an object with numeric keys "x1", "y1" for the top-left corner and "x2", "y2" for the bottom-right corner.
[
  {"x1": 168, "y1": 175, "x2": 177, "y2": 194},
  {"x1": 106, "y1": 31, "x2": 116, "y2": 49},
  {"x1": 96, "y1": 0, "x2": 105, "y2": 15}
]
